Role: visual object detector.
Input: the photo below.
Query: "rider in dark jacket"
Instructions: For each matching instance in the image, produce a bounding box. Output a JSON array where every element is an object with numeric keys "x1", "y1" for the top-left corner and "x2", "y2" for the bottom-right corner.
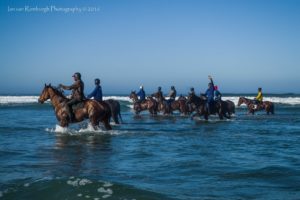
[
  {"x1": 137, "y1": 85, "x2": 146, "y2": 102},
  {"x1": 59, "y1": 72, "x2": 85, "y2": 121},
  {"x1": 205, "y1": 76, "x2": 215, "y2": 114},
  {"x1": 87, "y1": 78, "x2": 102, "y2": 102}
]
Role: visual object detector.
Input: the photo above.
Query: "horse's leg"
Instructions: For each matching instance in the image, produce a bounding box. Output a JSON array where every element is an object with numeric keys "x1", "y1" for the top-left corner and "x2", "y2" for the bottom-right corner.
[
  {"x1": 190, "y1": 112, "x2": 198, "y2": 120},
  {"x1": 102, "y1": 118, "x2": 112, "y2": 130},
  {"x1": 60, "y1": 120, "x2": 68, "y2": 128},
  {"x1": 204, "y1": 113, "x2": 208, "y2": 121},
  {"x1": 90, "y1": 117, "x2": 99, "y2": 130},
  {"x1": 113, "y1": 112, "x2": 120, "y2": 124}
]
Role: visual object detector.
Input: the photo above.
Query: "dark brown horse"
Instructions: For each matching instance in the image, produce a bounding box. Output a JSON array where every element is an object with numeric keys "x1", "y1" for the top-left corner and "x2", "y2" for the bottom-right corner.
[
  {"x1": 38, "y1": 84, "x2": 112, "y2": 130},
  {"x1": 151, "y1": 92, "x2": 188, "y2": 115},
  {"x1": 129, "y1": 91, "x2": 157, "y2": 115},
  {"x1": 224, "y1": 100, "x2": 235, "y2": 117},
  {"x1": 237, "y1": 97, "x2": 274, "y2": 115},
  {"x1": 187, "y1": 93, "x2": 231, "y2": 120},
  {"x1": 105, "y1": 99, "x2": 123, "y2": 124},
  {"x1": 187, "y1": 93, "x2": 209, "y2": 120}
]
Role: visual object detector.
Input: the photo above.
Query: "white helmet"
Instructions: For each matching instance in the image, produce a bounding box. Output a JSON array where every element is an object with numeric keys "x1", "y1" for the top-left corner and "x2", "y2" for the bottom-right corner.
[{"x1": 140, "y1": 85, "x2": 143, "y2": 89}]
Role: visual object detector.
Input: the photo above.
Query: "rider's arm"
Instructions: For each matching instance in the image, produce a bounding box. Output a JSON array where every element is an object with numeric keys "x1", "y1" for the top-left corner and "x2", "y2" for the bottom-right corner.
[
  {"x1": 87, "y1": 87, "x2": 97, "y2": 99},
  {"x1": 209, "y1": 77, "x2": 214, "y2": 88},
  {"x1": 60, "y1": 82, "x2": 79, "y2": 90}
]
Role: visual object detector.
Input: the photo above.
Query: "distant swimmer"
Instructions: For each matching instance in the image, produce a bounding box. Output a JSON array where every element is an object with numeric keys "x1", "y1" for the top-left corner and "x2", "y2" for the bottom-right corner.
[
  {"x1": 59, "y1": 72, "x2": 85, "y2": 121},
  {"x1": 136, "y1": 85, "x2": 146, "y2": 103},
  {"x1": 87, "y1": 78, "x2": 102, "y2": 102}
]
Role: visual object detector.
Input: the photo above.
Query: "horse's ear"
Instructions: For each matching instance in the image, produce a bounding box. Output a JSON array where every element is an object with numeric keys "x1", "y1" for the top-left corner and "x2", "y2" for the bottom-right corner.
[
  {"x1": 44, "y1": 83, "x2": 47, "y2": 87},
  {"x1": 49, "y1": 83, "x2": 51, "y2": 87}
]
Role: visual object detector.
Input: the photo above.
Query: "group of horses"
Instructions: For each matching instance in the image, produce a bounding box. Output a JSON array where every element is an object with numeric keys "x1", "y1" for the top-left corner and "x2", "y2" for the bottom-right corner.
[
  {"x1": 129, "y1": 91, "x2": 275, "y2": 120},
  {"x1": 38, "y1": 84, "x2": 275, "y2": 131}
]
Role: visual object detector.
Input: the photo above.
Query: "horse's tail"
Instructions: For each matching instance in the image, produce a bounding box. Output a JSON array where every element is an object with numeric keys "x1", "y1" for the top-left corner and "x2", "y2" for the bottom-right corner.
[{"x1": 270, "y1": 103, "x2": 275, "y2": 114}]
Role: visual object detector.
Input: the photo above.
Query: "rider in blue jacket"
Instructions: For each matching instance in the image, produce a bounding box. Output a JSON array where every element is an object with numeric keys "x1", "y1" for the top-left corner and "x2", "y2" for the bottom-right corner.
[
  {"x1": 87, "y1": 78, "x2": 103, "y2": 102},
  {"x1": 205, "y1": 76, "x2": 215, "y2": 114},
  {"x1": 137, "y1": 85, "x2": 146, "y2": 102}
]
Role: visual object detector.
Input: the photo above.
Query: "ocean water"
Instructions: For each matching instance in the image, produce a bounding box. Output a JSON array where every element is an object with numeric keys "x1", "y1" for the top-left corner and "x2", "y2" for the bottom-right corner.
[{"x1": 0, "y1": 94, "x2": 300, "y2": 200}]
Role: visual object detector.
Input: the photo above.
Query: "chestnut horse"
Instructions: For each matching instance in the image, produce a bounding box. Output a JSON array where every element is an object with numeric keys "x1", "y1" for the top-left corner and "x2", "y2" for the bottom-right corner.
[
  {"x1": 38, "y1": 84, "x2": 112, "y2": 130},
  {"x1": 237, "y1": 97, "x2": 274, "y2": 115},
  {"x1": 129, "y1": 91, "x2": 157, "y2": 115}
]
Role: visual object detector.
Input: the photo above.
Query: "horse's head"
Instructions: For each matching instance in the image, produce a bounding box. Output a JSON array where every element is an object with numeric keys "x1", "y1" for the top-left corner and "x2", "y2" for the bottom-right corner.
[
  {"x1": 38, "y1": 84, "x2": 51, "y2": 104},
  {"x1": 129, "y1": 91, "x2": 138, "y2": 102},
  {"x1": 237, "y1": 97, "x2": 244, "y2": 106}
]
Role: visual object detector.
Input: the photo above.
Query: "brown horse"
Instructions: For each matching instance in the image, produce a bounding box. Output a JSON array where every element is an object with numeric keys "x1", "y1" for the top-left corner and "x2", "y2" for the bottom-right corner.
[
  {"x1": 129, "y1": 91, "x2": 157, "y2": 115},
  {"x1": 187, "y1": 93, "x2": 231, "y2": 120},
  {"x1": 224, "y1": 100, "x2": 235, "y2": 117},
  {"x1": 187, "y1": 93, "x2": 209, "y2": 120},
  {"x1": 151, "y1": 92, "x2": 188, "y2": 115},
  {"x1": 237, "y1": 97, "x2": 274, "y2": 115},
  {"x1": 38, "y1": 84, "x2": 112, "y2": 130},
  {"x1": 105, "y1": 99, "x2": 123, "y2": 124}
]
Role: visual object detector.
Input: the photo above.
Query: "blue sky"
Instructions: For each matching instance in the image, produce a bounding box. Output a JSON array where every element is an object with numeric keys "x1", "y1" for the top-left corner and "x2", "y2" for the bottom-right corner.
[{"x1": 0, "y1": 0, "x2": 299, "y2": 95}]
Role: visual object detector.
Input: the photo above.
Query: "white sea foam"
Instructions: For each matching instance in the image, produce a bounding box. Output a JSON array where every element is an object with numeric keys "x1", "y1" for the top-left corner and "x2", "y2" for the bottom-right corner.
[
  {"x1": 23, "y1": 183, "x2": 30, "y2": 187},
  {"x1": 67, "y1": 178, "x2": 92, "y2": 187},
  {"x1": 45, "y1": 124, "x2": 126, "y2": 136},
  {"x1": 1, "y1": 95, "x2": 300, "y2": 105},
  {"x1": 103, "y1": 96, "x2": 131, "y2": 102},
  {"x1": 0, "y1": 96, "x2": 40, "y2": 104},
  {"x1": 103, "y1": 182, "x2": 113, "y2": 187}
]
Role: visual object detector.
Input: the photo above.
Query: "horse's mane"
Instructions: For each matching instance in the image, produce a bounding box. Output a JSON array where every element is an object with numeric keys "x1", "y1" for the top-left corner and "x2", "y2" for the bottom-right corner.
[{"x1": 48, "y1": 86, "x2": 67, "y2": 99}]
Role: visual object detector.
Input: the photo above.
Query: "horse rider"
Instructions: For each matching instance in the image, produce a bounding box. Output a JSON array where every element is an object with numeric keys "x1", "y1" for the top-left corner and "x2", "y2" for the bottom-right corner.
[
  {"x1": 59, "y1": 72, "x2": 85, "y2": 121},
  {"x1": 137, "y1": 85, "x2": 146, "y2": 103},
  {"x1": 205, "y1": 75, "x2": 215, "y2": 114},
  {"x1": 157, "y1": 86, "x2": 163, "y2": 99},
  {"x1": 253, "y1": 87, "x2": 263, "y2": 109},
  {"x1": 167, "y1": 86, "x2": 177, "y2": 104},
  {"x1": 87, "y1": 78, "x2": 102, "y2": 102},
  {"x1": 214, "y1": 85, "x2": 222, "y2": 102},
  {"x1": 190, "y1": 87, "x2": 195, "y2": 95}
]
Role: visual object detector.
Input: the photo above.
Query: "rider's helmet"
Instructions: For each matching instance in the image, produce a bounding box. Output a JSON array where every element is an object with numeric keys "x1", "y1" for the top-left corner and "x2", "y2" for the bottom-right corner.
[
  {"x1": 140, "y1": 85, "x2": 144, "y2": 89},
  {"x1": 171, "y1": 86, "x2": 175, "y2": 89},
  {"x1": 258, "y1": 87, "x2": 262, "y2": 91},
  {"x1": 158, "y1": 86, "x2": 161, "y2": 91},
  {"x1": 190, "y1": 87, "x2": 194, "y2": 91}
]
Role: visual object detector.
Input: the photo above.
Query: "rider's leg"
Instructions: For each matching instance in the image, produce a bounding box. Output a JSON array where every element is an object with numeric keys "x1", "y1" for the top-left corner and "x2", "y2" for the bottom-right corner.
[{"x1": 67, "y1": 99, "x2": 79, "y2": 122}]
